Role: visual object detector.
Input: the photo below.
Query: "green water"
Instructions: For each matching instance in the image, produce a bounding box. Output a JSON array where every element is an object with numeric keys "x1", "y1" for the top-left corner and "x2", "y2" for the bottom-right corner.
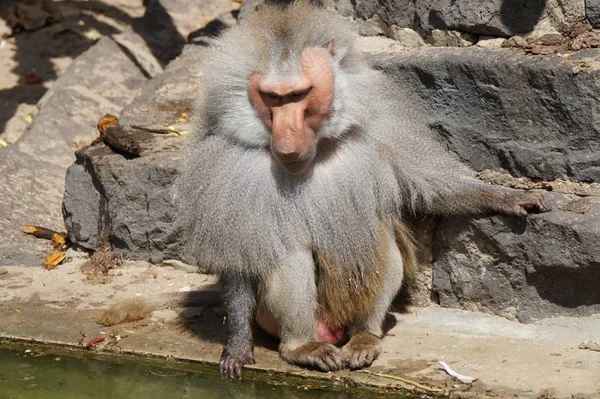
[{"x1": 0, "y1": 346, "x2": 414, "y2": 399}]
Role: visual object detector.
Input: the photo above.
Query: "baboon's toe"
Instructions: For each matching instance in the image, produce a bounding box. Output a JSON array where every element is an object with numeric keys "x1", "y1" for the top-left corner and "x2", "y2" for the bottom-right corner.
[{"x1": 342, "y1": 333, "x2": 382, "y2": 370}]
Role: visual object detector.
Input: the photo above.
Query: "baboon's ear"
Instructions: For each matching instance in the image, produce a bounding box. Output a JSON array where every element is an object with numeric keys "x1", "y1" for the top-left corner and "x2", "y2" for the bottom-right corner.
[{"x1": 325, "y1": 39, "x2": 334, "y2": 56}]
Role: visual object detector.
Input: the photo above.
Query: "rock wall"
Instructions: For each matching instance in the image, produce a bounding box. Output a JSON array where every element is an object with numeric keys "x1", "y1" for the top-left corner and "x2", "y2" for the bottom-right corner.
[
  {"x1": 325, "y1": 0, "x2": 589, "y2": 38},
  {"x1": 60, "y1": 3, "x2": 600, "y2": 322}
]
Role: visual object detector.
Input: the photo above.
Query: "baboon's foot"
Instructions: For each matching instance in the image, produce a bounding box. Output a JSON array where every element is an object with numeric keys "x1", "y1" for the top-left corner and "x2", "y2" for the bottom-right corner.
[
  {"x1": 341, "y1": 333, "x2": 382, "y2": 369},
  {"x1": 281, "y1": 341, "x2": 346, "y2": 371},
  {"x1": 503, "y1": 191, "x2": 552, "y2": 217},
  {"x1": 220, "y1": 346, "x2": 256, "y2": 379}
]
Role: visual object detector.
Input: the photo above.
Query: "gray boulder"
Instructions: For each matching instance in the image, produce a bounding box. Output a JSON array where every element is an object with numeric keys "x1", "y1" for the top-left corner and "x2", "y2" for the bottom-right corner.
[
  {"x1": 434, "y1": 192, "x2": 600, "y2": 322},
  {"x1": 325, "y1": 0, "x2": 587, "y2": 38},
  {"x1": 16, "y1": 36, "x2": 151, "y2": 168},
  {"x1": 63, "y1": 45, "x2": 209, "y2": 261},
  {"x1": 0, "y1": 149, "x2": 66, "y2": 266},
  {"x1": 374, "y1": 47, "x2": 600, "y2": 182},
  {"x1": 63, "y1": 138, "x2": 185, "y2": 262},
  {"x1": 0, "y1": 35, "x2": 151, "y2": 266},
  {"x1": 587, "y1": 0, "x2": 600, "y2": 27}
]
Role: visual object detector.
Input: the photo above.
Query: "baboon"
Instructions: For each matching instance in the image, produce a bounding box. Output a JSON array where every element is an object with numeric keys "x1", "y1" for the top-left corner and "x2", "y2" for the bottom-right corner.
[{"x1": 175, "y1": 0, "x2": 551, "y2": 378}]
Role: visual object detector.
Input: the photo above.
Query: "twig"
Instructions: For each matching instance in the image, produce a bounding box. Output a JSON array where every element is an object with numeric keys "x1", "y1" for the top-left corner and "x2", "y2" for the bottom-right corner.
[{"x1": 358, "y1": 370, "x2": 443, "y2": 393}]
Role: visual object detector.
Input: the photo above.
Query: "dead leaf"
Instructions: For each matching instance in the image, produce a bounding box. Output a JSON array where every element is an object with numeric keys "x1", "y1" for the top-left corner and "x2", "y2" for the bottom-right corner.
[
  {"x1": 85, "y1": 337, "x2": 105, "y2": 348},
  {"x1": 22, "y1": 225, "x2": 69, "y2": 249},
  {"x1": 97, "y1": 114, "x2": 120, "y2": 135},
  {"x1": 44, "y1": 251, "x2": 66, "y2": 270},
  {"x1": 25, "y1": 73, "x2": 42, "y2": 84}
]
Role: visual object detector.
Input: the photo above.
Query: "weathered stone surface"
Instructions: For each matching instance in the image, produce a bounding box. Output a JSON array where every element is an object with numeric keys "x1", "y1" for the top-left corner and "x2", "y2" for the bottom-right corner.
[
  {"x1": 63, "y1": 44, "x2": 210, "y2": 262},
  {"x1": 434, "y1": 192, "x2": 600, "y2": 322},
  {"x1": 0, "y1": 32, "x2": 155, "y2": 266},
  {"x1": 585, "y1": 0, "x2": 600, "y2": 27},
  {"x1": 63, "y1": 139, "x2": 185, "y2": 262},
  {"x1": 0, "y1": 149, "x2": 66, "y2": 266},
  {"x1": 375, "y1": 47, "x2": 600, "y2": 182},
  {"x1": 16, "y1": 36, "x2": 151, "y2": 168},
  {"x1": 119, "y1": 45, "x2": 207, "y2": 129},
  {"x1": 425, "y1": 29, "x2": 476, "y2": 47},
  {"x1": 325, "y1": 0, "x2": 586, "y2": 38}
]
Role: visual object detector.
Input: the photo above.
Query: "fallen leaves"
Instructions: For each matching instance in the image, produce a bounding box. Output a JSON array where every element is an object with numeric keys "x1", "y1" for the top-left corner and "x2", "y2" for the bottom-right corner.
[
  {"x1": 96, "y1": 114, "x2": 120, "y2": 135},
  {"x1": 22, "y1": 225, "x2": 68, "y2": 249},
  {"x1": 25, "y1": 73, "x2": 42, "y2": 84},
  {"x1": 85, "y1": 337, "x2": 105, "y2": 349},
  {"x1": 22, "y1": 225, "x2": 70, "y2": 269},
  {"x1": 43, "y1": 251, "x2": 66, "y2": 270}
]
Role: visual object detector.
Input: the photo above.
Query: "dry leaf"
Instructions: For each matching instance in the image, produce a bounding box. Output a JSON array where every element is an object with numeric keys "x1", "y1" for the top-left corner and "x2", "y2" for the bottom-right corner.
[
  {"x1": 51, "y1": 233, "x2": 68, "y2": 249},
  {"x1": 22, "y1": 225, "x2": 41, "y2": 235},
  {"x1": 25, "y1": 73, "x2": 42, "y2": 84},
  {"x1": 22, "y1": 225, "x2": 69, "y2": 249},
  {"x1": 44, "y1": 251, "x2": 66, "y2": 270},
  {"x1": 97, "y1": 114, "x2": 120, "y2": 135}
]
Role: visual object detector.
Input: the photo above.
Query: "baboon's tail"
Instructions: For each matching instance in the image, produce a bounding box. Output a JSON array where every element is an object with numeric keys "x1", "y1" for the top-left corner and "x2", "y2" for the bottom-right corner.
[{"x1": 96, "y1": 286, "x2": 220, "y2": 326}]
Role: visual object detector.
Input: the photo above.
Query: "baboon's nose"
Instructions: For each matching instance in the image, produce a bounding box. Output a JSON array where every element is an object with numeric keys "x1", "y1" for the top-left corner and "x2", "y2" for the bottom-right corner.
[{"x1": 276, "y1": 148, "x2": 301, "y2": 162}]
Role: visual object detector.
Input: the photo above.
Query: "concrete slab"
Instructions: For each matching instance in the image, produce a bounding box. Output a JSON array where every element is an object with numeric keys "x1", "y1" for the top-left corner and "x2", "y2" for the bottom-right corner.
[{"x1": 0, "y1": 258, "x2": 598, "y2": 398}]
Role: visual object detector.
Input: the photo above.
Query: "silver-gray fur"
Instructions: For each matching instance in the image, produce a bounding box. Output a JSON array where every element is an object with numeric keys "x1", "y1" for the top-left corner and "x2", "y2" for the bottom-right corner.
[{"x1": 175, "y1": 0, "x2": 550, "y2": 377}]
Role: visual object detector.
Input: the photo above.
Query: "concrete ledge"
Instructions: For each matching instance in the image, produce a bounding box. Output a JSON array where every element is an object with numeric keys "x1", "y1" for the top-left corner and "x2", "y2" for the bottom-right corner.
[{"x1": 0, "y1": 259, "x2": 598, "y2": 398}]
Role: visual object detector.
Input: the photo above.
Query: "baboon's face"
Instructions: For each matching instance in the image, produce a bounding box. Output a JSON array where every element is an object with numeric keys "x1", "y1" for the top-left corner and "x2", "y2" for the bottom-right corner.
[{"x1": 248, "y1": 48, "x2": 334, "y2": 175}]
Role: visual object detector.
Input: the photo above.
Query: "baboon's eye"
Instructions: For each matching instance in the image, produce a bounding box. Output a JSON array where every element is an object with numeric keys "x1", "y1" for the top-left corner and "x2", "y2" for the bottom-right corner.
[
  {"x1": 290, "y1": 88, "x2": 311, "y2": 100},
  {"x1": 261, "y1": 92, "x2": 283, "y2": 104}
]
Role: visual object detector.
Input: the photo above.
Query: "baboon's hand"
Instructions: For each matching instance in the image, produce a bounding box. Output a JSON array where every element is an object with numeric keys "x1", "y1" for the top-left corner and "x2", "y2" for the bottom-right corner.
[
  {"x1": 503, "y1": 191, "x2": 552, "y2": 217},
  {"x1": 220, "y1": 347, "x2": 256, "y2": 379}
]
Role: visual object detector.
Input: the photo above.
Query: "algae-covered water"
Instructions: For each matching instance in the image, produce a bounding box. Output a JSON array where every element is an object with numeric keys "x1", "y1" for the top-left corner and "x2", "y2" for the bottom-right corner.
[{"x1": 0, "y1": 345, "x2": 413, "y2": 399}]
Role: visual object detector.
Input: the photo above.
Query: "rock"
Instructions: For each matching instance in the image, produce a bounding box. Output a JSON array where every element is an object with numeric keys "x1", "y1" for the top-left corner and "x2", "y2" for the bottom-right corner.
[
  {"x1": 118, "y1": 45, "x2": 207, "y2": 129},
  {"x1": 16, "y1": 36, "x2": 151, "y2": 168},
  {"x1": 0, "y1": 34, "x2": 153, "y2": 267},
  {"x1": 587, "y1": 0, "x2": 600, "y2": 27},
  {"x1": 63, "y1": 44, "x2": 211, "y2": 262},
  {"x1": 434, "y1": 192, "x2": 600, "y2": 322},
  {"x1": 325, "y1": 0, "x2": 586, "y2": 39},
  {"x1": 374, "y1": 47, "x2": 600, "y2": 182},
  {"x1": 0, "y1": 148, "x2": 65, "y2": 266},
  {"x1": 475, "y1": 37, "x2": 507, "y2": 48},
  {"x1": 63, "y1": 139, "x2": 186, "y2": 262},
  {"x1": 355, "y1": 36, "x2": 409, "y2": 54},
  {"x1": 534, "y1": 0, "x2": 587, "y2": 35},
  {"x1": 425, "y1": 29, "x2": 476, "y2": 47},
  {"x1": 384, "y1": 26, "x2": 426, "y2": 47},
  {"x1": 354, "y1": 17, "x2": 385, "y2": 37}
]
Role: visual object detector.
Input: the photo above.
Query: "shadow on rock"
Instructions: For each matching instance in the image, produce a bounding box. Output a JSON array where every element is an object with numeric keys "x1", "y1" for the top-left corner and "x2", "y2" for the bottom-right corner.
[
  {"x1": 526, "y1": 264, "x2": 600, "y2": 309},
  {"x1": 0, "y1": 0, "x2": 185, "y2": 137},
  {"x1": 500, "y1": 0, "x2": 547, "y2": 35}
]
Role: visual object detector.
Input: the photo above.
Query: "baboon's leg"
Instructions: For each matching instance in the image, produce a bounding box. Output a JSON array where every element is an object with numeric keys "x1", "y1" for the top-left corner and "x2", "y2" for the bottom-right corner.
[
  {"x1": 220, "y1": 275, "x2": 257, "y2": 378},
  {"x1": 343, "y1": 226, "x2": 404, "y2": 369},
  {"x1": 264, "y1": 251, "x2": 345, "y2": 372}
]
